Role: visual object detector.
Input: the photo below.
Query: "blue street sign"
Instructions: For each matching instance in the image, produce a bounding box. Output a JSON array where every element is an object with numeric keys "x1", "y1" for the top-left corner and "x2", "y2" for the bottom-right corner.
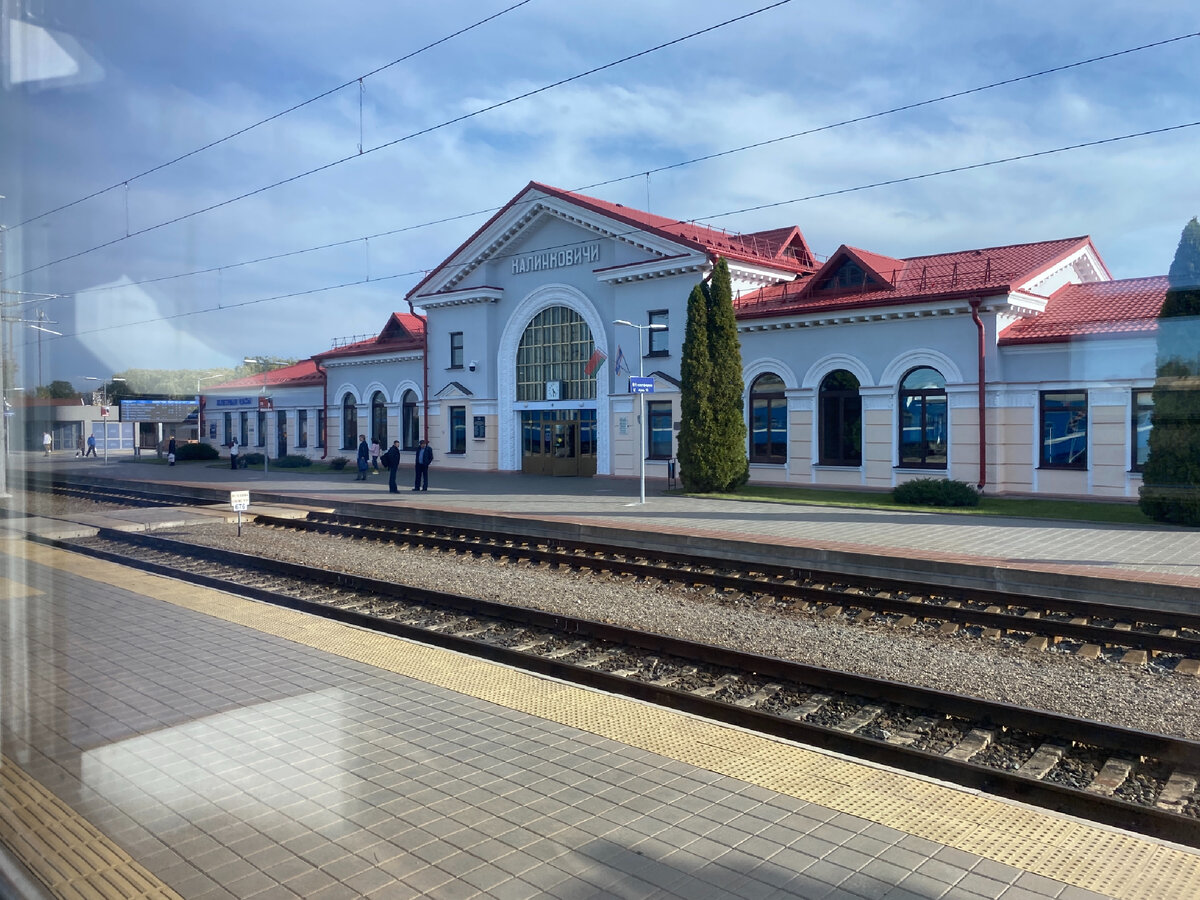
[{"x1": 629, "y1": 376, "x2": 654, "y2": 393}]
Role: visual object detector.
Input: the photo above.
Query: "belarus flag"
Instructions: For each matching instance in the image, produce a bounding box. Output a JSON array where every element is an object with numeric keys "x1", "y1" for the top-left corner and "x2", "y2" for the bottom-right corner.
[{"x1": 584, "y1": 348, "x2": 607, "y2": 376}]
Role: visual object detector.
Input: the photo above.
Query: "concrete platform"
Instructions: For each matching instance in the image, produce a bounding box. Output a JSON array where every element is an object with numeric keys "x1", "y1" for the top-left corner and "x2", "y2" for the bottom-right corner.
[{"x1": 4, "y1": 537, "x2": 1198, "y2": 899}]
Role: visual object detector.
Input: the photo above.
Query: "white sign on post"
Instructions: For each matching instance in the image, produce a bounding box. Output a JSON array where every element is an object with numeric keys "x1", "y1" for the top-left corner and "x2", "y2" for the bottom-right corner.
[{"x1": 230, "y1": 490, "x2": 250, "y2": 512}]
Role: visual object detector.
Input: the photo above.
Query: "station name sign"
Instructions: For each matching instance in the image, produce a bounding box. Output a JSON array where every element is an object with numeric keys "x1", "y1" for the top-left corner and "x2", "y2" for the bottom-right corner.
[
  {"x1": 212, "y1": 397, "x2": 258, "y2": 408},
  {"x1": 511, "y1": 241, "x2": 600, "y2": 275}
]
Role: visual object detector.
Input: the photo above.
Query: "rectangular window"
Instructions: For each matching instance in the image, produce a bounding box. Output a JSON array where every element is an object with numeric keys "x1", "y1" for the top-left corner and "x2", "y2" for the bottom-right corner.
[
  {"x1": 1132, "y1": 389, "x2": 1153, "y2": 472},
  {"x1": 239, "y1": 412, "x2": 249, "y2": 448},
  {"x1": 450, "y1": 332, "x2": 464, "y2": 369},
  {"x1": 647, "y1": 400, "x2": 673, "y2": 458},
  {"x1": 257, "y1": 410, "x2": 266, "y2": 447},
  {"x1": 316, "y1": 410, "x2": 326, "y2": 449},
  {"x1": 297, "y1": 410, "x2": 308, "y2": 448},
  {"x1": 648, "y1": 310, "x2": 668, "y2": 356},
  {"x1": 450, "y1": 406, "x2": 466, "y2": 454},
  {"x1": 223, "y1": 412, "x2": 232, "y2": 445},
  {"x1": 1040, "y1": 390, "x2": 1088, "y2": 468}
]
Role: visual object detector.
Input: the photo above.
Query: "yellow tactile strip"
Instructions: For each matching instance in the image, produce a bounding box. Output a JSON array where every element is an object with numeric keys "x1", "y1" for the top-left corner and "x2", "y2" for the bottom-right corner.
[
  {"x1": 9, "y1": 539, "x2": 1200, "y2": 900},
  {"x1": 0, "y1": 755, "x2": 183, "y2": 900}
]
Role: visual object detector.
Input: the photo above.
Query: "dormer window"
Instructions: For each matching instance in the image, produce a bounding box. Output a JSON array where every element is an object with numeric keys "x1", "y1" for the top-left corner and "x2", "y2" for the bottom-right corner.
[{"x1": 817, "y1": 260, "x2": 878, "y2": 292}]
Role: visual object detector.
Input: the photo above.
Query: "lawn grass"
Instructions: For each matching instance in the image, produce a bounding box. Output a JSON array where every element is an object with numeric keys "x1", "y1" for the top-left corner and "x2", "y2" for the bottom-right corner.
[{"x1": 688, "y1": 484, "x2": 1159, "y2": 526}]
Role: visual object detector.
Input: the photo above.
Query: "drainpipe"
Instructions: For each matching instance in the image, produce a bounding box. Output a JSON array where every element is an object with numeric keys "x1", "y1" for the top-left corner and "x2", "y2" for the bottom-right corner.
[
  {"x1": 315, "y1": 360, "x2": 328, "y2": 459},
  {"x1": 407, "y1": 300, "x2": 430, "y2": 439},
  {"x1": 969, "y1": 299, "x2": 986, "y2": 492}
]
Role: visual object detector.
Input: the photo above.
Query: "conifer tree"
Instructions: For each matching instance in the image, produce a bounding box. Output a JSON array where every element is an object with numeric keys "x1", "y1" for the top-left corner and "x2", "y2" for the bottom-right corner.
[
  {"x1": 676, "y1": 282, "x2": 715, "y2": 490},
  {"x1": 677, "y1": 258, "x2": 748, "y2": 492},
  {"x1": 1140, "y1": 217, "x2": 1200, "y2": 525},
  {"x1": 705, "y1": 258, "x2": 749, "y2": 490}
]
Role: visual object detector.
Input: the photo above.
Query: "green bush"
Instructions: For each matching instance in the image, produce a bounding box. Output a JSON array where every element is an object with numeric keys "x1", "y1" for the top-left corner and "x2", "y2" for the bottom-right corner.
[
  {"x1": 274, "y1": 454, "x2": 313, "y2": 468},
  {"x1": 328, "y1": 456, "x2": 349, "y2": 470},
  {"x1": 173, "y1": 442, "x2": 218, "y2": 461},
  {"x1": 241, "y1": 452, "x2": 265, "y2": 467},
  {"x1": 893, "y1": 478, "x2": 980, "y2": 507}
]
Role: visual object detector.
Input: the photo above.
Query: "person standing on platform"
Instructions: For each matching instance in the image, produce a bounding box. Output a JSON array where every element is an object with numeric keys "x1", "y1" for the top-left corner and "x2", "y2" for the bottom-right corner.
[
  {"x1": 167, "y1": 435, "x2": 176, "y2": 466},
  {"x1": 382, "y1": 440, "x2": 401, "y2": 493},
  {"x1": 85, "y1": 433, "x2": 96, "y2": 457},
  {"x1": 230, "y1": 438, "x2": 240, "y2": 470},
  {"x1": 356, "y1": 435, "x2": 369, "y2": 480},
  {"x1": 413, "y1": 439, "x2": 433, "y2": 491},
  {"x1": 370, "y1": 438, "x2": 381, "y2": 472},
  {"x1": 42, "y1": 431, "x2": 52, "y2": 456},
  {"x1": 75, "y1": 435, "x2": 84, "y2": 457}
]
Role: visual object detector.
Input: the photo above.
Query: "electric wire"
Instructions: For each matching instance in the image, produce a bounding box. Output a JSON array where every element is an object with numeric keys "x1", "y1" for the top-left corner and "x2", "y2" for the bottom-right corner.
[
  {"x1": 3, "y1": 0, "x2": 792, "y2": 284},
  {"x1": 61, "y1": 29, "x2": 1199, "y2": 300},
  {"x1": 7, "y1": 0, "x2": 538, "y2": 232},
  {"x1": 33, "y1": 119, "x2": 1198, "y2": 347}
]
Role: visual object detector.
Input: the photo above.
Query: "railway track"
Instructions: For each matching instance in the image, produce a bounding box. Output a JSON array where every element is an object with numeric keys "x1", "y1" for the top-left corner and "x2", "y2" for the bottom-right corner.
[
  {"x1": 252, "y1": 510, "x2": 1200, "y2": 669},
  {"x1": 43, "y1": 527, "x2": 1200, "y2": 848}
]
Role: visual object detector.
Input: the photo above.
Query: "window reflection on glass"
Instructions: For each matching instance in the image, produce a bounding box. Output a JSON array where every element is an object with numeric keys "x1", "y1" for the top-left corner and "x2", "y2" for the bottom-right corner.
[
  {"x1": 819, "y1": 369, "x2": 862, "y2": 466},
  {"x1": 648, "y1": 400, "x2": 672, "y2": 458},
  {"x1": 750, "y1": 373, "x2": 786, "y2": 463},
  {"x1": 898, "y1": 367, "x2": 947, "y2": 467},
  {"x1": 1041, "y1": 390, "x2": 1088, "y2": 468},
  {"x1": 1133, "y1": 389, "x2": 1153, "y2": 471}
]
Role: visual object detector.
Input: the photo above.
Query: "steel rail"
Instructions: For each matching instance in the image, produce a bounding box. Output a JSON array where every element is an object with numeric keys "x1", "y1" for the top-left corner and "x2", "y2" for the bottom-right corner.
[{"x1": 42, "y1": 528, "x2": 1200, "y2": 848}]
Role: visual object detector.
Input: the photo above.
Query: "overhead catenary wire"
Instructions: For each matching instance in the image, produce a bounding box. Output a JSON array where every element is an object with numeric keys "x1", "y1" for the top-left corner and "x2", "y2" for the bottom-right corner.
[
  {"x1": 6, "y1": 0, "x2": 538, "y2": 232},
  {"x1": 32, "y1": 119, "x2": 1199, "y2": 347},
  {"x1": 2, "y1": 0, "x2": 793, "y2": 284},
  {"x1": 59, "y1": 29, "x2": 1200, "y2": 300}
]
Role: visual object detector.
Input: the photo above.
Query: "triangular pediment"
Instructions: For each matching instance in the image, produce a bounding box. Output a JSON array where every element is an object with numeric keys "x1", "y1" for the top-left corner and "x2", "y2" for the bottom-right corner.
[
  {"x1": 435, "y1": 381, "x2": 473, "y2": 400},
  {"x1": 408, "y1": 183, "x2": 707, "y2": 300},
  {"x1": 807, "y1": 246, "x2": 901, "y2": 295}
]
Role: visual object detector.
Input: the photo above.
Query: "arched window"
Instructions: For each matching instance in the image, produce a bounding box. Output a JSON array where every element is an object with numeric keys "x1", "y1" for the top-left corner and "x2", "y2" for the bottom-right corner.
[
  {"x1": 515, "y1": 306, "x2": 596, "y2": 402},
  {"x1": 819, "y1": 370, "x2": 862, "y2": 466},
  {"x1": 401, "y1": 390, "x2": 420, "y2": 449},
  {"x1": 370, "y1": 391, "x2": 387, "y2": 446},
  {"x1": 341, "y1": 394, "x2": 357, "y2": 451},
  {"x1": 899, "y1": 367, "x2": 947, "y2": 468},
  {"x1": 749, "y1": 373, "x2": 787, "y2": 464}
]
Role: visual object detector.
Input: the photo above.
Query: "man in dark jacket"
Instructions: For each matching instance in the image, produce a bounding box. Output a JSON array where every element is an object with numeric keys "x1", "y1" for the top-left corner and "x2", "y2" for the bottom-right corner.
[
  {"x1": 356, "y1": 435, "x2": 369, "y2": 480},
  {"x1": 413, "y1": 439, "x2": 433, "y2": 491},
  {"x1": 382, "y1": 440, "x2": 401, "y2": 493}
]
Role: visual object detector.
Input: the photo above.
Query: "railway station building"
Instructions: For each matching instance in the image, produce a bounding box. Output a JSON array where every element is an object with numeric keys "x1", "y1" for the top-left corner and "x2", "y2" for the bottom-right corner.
[{"x1": 201, "y1": 181, "x2": 1166, "y2": 499}]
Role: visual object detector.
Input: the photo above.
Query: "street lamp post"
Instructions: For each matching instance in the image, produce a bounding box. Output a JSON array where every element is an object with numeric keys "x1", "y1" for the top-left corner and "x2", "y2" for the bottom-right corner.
[
  {"x1": 84, "y1": 376, "x2": 126, "y2": 465},
  {"x1": 243, "y1": 358, "x2": 269, "y2": 474},
  {"x1": 612, "y1": 320, "x2": 667, "y2": 504}
]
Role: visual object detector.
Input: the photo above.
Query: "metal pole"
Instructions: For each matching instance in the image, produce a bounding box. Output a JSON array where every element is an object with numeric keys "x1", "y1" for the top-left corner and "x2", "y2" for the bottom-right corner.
[
  {"x1": 638, "y1": 329, "x2": 646, "y2": 505},
  {"x1": 102, "y1": 385, "x2": 108, "y2": 465}
]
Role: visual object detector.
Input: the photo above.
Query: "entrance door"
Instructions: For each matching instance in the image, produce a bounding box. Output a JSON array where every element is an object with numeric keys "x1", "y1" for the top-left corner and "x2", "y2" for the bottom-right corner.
[
  {"x1": 550, "y1": 421, "x2": 578, "y2": 477},
  {"x1": 276, "y1": 410, "x2": 288, "y2": 458}
]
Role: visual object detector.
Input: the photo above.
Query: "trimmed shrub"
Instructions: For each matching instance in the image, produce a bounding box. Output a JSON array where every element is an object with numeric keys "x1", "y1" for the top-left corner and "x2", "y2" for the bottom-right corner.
[
  {"x1": 241, "y1": 452, "x2": 265, "y2": 467},
  {"x1": 274, "y1": 454, "x2": 313, "y2": 468},
  {"x1": 328, "y1": 456, "x2": 349, "y2": 470},
  {"x1": 173, "y1": 442, "x2": 218, "y2": 461},
  {"x1": 893, "y1": 478, "x2": 980, "y2": 507}
]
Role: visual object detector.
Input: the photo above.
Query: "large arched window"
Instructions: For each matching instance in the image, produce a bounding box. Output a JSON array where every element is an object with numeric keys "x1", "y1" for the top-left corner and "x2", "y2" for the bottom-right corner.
[
  {"x1": 899, "y1": 367, "x2": 947, "y2": 468},
  {"x1": 515, "y1": 306, "x2": 596, "y2": 402},
  {"x1": 819, "y1": 370, "x2": 862, "y2": 466},
  {"x1": 749, "y1": 373, "x2": 787, "y2": 464},
  {"x1": 370, "y1": 391, "x2": 387, "y2": 445},
  {"x1": 341, "y1": 394, "x2": 357, "y2": 451},
  {"x1": 401, "y1": 390, "x2": 420, "y2": 449}
]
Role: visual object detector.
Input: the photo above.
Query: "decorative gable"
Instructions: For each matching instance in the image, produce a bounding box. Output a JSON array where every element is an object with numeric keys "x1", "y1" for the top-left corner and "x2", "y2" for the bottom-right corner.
[{"x1": 810, "y1": 247, "x2": 901, "y2": 294}]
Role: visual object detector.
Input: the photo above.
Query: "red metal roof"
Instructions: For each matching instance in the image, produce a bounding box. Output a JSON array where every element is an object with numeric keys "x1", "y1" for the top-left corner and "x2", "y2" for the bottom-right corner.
[
  {"x1": 736, "y1": 236, "x2": 1100, "y2": 318},
  {"x1": 998, "y1": 276, "x2": 1166, "y2": 345},
  {"x1": 209, "y1": 359, "x2": 322, "y2": 391},
  {"x1": 312, "y1": 312, "x2": 426, "y2": 361}
]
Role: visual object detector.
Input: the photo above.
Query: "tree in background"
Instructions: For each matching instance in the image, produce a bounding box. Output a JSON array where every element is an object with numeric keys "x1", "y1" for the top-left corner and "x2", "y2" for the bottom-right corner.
[
  {"x1": 1140, "y1": 217, "x2": 1200, "y2": 525},
  {"x1": 676, "y1": 258, "x2": 748, "y2": 492},
  {"x1": 35, "y1": 380, "x2": 78, "y2": 399}
]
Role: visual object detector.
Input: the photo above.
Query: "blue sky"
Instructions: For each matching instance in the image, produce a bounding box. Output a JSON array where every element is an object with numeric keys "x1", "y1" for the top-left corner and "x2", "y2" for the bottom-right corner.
[{"x1": 2, "y1": 0, "x2": 1197, "y2": 390}]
